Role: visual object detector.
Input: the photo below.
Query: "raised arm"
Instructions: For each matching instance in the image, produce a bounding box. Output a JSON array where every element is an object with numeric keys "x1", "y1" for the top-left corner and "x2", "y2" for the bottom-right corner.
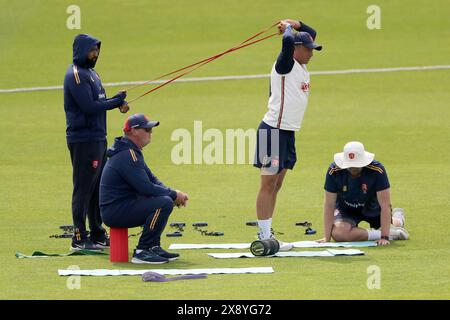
[{"x1": 275, "y1": 19, "x2": 318, "y2": 74}]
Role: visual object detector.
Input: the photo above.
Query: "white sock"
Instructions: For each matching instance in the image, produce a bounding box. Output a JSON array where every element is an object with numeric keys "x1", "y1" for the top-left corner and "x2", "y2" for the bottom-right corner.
[
  {"x1": 367, "y1": 229, "x2": 381, "y2": 241},
  {"x1": 258, "y1": 219, "x2": 272, "y2": 239}
]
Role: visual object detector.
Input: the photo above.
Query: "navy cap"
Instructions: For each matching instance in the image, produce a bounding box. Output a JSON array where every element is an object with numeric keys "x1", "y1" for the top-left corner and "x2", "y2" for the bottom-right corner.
[
  {"x1": 123, "y1": 113, "x2": 159, "y2": 132},
  {"x1": 293, "y1": 32, "x2": 322, "y2": 51}
]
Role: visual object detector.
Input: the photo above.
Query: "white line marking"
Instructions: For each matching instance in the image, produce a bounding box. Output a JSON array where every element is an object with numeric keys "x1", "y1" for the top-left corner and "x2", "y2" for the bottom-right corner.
[{"x1": 1, "y1": 65, "x2": 449, "y2": 93}]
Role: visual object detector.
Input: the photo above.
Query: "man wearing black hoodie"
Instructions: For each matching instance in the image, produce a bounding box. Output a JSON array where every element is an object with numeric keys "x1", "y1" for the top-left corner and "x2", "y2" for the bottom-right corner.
[
  {"x1": 100, "y1": 114, "x2": 189, "y2": 264},
  {"x1": 64, "y1": 34, "x2": 129, "y2": 250}
]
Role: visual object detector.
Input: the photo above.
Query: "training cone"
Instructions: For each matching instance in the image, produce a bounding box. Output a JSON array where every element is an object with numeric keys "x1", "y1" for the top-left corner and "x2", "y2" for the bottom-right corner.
[{"x1": 110, "y1": 228, "x2": 128, "y2": 262}]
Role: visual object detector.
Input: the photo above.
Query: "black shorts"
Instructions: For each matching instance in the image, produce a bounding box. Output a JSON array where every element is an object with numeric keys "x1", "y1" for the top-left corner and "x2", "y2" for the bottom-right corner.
[
  {"x1": 253, "y1": 121, "x2": 296, "y2": 175},
  {"x1": 334, "y1": 208, "x2": 382, "y2": 229}
]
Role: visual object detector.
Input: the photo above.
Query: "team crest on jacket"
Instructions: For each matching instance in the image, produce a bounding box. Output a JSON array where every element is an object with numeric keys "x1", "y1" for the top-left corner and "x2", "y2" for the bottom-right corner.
[
  {"x1": 300, "y1": 82, "x2": 310, "y2": 92},
  {"x1": 92, "y1": 160, "x2": 99, "y2": 169}
]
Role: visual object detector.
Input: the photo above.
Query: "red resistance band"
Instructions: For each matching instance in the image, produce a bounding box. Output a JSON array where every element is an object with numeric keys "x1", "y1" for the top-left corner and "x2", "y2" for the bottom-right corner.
[{"x1": 126, "y1": 22, "x2": 279, "y2": 103}]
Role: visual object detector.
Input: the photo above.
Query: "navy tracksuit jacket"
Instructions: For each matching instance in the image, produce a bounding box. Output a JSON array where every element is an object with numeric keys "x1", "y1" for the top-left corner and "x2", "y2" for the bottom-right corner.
[
  {"x1": 63, "y1": 34, "x2": 125, "y2": 143},
  {"x1": 63, "y1": 34, "x2": 125, "y2": 241},
  {"x1": 100, "y1": 137, "x2": 177, "y2": 249}
]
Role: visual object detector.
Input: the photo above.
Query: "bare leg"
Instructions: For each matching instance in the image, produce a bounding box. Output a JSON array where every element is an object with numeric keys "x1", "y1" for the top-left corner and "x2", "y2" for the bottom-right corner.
[
  {"x1": 331, "y1": 221, "x2": 369, "y2": 242},
  {"x1": 256, "y1": 169, "x2": 287, "y2": 219}
]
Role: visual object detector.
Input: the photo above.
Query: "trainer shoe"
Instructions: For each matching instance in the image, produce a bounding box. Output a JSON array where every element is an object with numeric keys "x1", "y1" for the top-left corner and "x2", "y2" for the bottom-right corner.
[
  {"x1": 389, "y1": 226, "x2": 409, "y2": 240},
  {"x1": 90, "y1": 235, "x2": 110, "y2": 249},
  {"x1": 151, "y1": 246, "x2": 180, "y2": 261},
  {"x1": 276, "y1": 239, "x2": 294, "y2": 251},
  {"x1": 392, "y1": 208, "x2": 406, "y2": 228},
  {"x1": 71, "y1": 238, "x2": 103, "y2": 251},
  {"x1": 257, "y1": 232, "x2": 293, "y2": 251},
  {"x1": 131, "y1": 249, "x2": 169, "y2": 264}
]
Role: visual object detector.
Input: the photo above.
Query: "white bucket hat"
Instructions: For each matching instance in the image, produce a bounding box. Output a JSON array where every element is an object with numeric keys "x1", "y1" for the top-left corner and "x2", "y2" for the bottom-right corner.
[{"x1": 333, "y1": 141, "x2": 375, "y2": 169}]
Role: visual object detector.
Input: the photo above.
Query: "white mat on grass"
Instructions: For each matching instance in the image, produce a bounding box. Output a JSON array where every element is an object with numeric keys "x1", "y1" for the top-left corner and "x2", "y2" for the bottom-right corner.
[
  {"x1": 58, "y1": 267, "x2": 274, "y2": 276},
  {"x1": 292, "y1": 241, "x2": 376, "y2": 248},
  {"x1": 208, "y1": 249, "x2": 365, "y2": 259},
  {"x1": 169, "y1": 241, "x2": 376, "y2": 250}
]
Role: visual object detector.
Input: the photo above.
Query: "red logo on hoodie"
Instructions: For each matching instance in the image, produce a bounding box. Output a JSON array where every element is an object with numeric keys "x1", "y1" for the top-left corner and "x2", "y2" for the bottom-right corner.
[{"x1": 92, "y1": 160, "x2": 99, "y2": 169}]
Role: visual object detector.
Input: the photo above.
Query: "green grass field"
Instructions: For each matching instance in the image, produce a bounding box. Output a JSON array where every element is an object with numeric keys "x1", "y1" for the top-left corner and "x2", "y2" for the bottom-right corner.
[{"x1": 1, "y1": 0, "x2": 449, "y2": 300}]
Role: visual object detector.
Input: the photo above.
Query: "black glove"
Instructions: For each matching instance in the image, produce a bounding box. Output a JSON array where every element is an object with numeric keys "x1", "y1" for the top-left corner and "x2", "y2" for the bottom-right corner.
[{"x1": 112, "y1": 91, "x2": 127, "y2": 101}]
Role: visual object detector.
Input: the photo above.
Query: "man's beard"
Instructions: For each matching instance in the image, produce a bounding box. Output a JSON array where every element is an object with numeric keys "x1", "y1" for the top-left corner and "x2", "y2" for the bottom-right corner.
[{"x1": 86, "y1": 57, "x2": 97, "y2": 68}]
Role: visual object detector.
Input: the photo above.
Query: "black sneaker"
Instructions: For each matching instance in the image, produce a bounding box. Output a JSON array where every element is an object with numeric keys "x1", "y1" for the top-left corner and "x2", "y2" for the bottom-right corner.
[
  {"x1": 131, "y1": 249, "x2": 169, "y2": 264},
  {"x1": 91, "y1": 236, "x2": 110, "y2": 249},
  {"x1": 151, "y1": 246, "x2": 180, "y2": 260},
  {"x1": 71, "y1": 238, "x2": 103, "y2": 251}
]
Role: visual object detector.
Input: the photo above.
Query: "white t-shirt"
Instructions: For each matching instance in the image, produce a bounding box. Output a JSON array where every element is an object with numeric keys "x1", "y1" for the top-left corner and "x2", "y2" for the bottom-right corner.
[{"x1": 262, "y1": 60, "x2": 310, "y2": 131}]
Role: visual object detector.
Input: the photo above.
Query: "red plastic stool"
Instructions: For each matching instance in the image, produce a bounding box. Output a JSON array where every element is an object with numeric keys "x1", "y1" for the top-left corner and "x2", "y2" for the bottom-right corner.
[{"x1": 110, "y1": 228, "x2": 129, "y2": 262}]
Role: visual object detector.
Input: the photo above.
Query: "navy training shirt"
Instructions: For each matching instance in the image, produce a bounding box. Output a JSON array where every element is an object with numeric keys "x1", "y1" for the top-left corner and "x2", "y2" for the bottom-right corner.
[
  {"x1": 324, "y1": 161, "x2": 390, "y2": 215},
  {"x1": 99, "y1": 136, "x2": 177, "y2": 207}
]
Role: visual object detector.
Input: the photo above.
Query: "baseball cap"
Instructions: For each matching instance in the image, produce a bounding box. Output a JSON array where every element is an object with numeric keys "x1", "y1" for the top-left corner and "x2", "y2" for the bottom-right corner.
[
  {"x1": 333, "y1": 141, "x2": 375, "y2": 169},
  {"x1": 123, "y1": 113, "x2": 159, "y2": 132},
  {"x1": 293, "y1": 32, "x2": 322, "y2": 51}
]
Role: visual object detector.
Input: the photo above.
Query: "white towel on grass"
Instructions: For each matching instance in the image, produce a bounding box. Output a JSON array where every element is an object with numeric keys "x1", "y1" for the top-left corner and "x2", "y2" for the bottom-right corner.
[
  {"x1": 58, "y1": 267, "x2": 274, "y2": 276},
  {"x1": 208, "y1": 249, "x2": 365, "y2": 259},
  {"x1": 169, "y1": 241, "x2": 376, "y2": 250}
]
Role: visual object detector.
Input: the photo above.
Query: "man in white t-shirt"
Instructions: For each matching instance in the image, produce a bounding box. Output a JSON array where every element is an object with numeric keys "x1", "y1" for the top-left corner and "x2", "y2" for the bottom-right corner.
[{"x1": 254, "y1": 19, "x2": 322, "y2": 250}]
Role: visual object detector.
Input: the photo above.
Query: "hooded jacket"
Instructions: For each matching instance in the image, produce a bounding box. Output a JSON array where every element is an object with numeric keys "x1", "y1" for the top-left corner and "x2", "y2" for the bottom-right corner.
[
  {"x1": 63, "y1": 34, "x2": 125, "y2": 143},
  {"x1": 99, "y1": 136, "x2": 177, "y2": 207}
]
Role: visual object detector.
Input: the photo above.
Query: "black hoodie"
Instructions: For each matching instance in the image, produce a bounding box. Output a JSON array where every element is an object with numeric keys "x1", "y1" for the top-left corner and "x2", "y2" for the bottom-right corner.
[
  {"x1": 63, "y1": 34, "x2": 125, "y2": 143},
  {"x1": 99, "y1": 136, "x2": 177, "y2": 207}
]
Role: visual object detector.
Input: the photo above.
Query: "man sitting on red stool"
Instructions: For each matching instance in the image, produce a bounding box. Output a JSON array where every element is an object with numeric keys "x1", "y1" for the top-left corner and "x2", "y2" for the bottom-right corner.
[{"x1": 100, "y1": 114, "x2": 189, "y2": 264}]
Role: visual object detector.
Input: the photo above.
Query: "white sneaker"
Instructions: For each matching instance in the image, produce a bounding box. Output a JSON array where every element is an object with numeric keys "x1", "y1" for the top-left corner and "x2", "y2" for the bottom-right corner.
[
  {"x1": 276, "y1": 239, "x2": 294, "y2": 251},
  {"x1": 392, "y1": 208, "x2": 405, "y2": 227},
  {"x1": 257, "y1": 232, "x2": 293, "y2": 251},
  {"x1": 389, "y1": 226, "x2": 409, "y2": 240}
]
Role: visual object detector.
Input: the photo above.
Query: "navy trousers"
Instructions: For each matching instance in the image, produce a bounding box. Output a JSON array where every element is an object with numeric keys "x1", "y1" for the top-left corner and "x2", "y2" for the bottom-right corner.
[
  {"x1": 68, "y1": 141, "x2": 107, "y2": 241},
  {"x1": 101, "y1": 195, "x2": 174, "y2": 249}
]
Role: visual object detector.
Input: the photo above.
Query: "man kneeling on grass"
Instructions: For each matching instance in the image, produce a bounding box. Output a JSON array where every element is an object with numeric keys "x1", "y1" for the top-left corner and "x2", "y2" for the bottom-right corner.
[
  {"x1": 99, "y1": 114, "x2": 189, "y2": 264},
  {"x1": 317, "y1": 141, "x2": 409, "y2": 246}
]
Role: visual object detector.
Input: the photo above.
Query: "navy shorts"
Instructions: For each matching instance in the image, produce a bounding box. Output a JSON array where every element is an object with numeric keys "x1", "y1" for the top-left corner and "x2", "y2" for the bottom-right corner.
[
  {"x1": 334, "y1": 208, "x2": 382, "y2": 229},
  {"x1": 253, "y1": 121, "x2": 296, "y2": 175}
]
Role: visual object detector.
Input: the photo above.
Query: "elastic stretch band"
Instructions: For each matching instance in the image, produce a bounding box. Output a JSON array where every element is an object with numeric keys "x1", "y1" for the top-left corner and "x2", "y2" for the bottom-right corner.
[
  {"x1": 142, "y1": 271, "x2": 207, "y2": 282},
  {"x1": 126, "y1": 22, "x2": 279, "y2": 103}
]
